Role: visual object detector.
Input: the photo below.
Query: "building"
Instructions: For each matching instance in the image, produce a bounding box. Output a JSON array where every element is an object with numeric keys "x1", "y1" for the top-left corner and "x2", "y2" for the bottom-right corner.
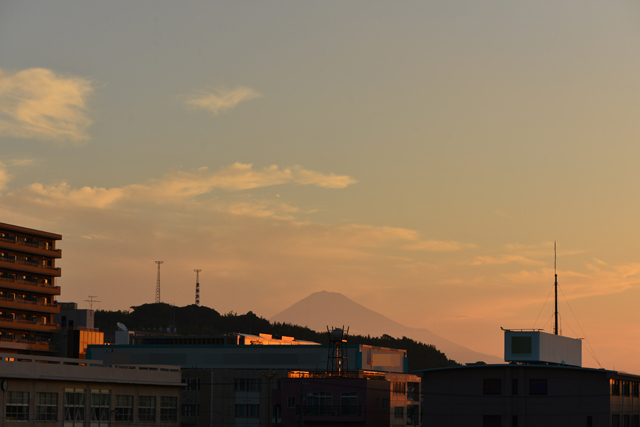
[
  {"x1": 88, "y1": 337, "x2": 413, "y2": 426},
  {"x1": 54, "y1": 302, "x2": 104, "y2": 359},
  {"x1": 0, "y1": 222, "x2": 62, "y2": 354},
  {"x1": 419, "y1": 363, "x2": 640, "y2": 427},
  {"x1": 0, "y1": 352, "x2": 182, "y2": 426},
  {"x1": 274, "y1": 370, "x2": 422, "y2": 427}
]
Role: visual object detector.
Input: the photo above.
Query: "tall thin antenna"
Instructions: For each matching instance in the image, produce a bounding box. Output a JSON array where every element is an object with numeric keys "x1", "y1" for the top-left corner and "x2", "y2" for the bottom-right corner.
[
  {"x1": 194, "y1": 269, "x2": 202, "y2": 306},
  {"x1": 554, "y1": 242, "x2": 558, "y2": 336},
  {"x1": 85, "y1": 295, "x2": 100, "y2": 310},
  {"x1": 155, "y1": 261, "x2": 164, "y2": 303}
]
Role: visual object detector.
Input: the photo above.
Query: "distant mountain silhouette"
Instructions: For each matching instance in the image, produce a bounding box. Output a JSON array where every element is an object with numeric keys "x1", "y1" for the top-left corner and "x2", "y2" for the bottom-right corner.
[{"x1": 270, "y1": 290, "x2": 503, "y2": 365}]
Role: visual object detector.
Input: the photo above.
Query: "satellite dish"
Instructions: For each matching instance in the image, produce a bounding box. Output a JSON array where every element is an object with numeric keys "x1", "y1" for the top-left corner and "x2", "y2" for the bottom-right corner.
[{"x1": 117, "y1": 322, "x2": 128, "y2": 332}]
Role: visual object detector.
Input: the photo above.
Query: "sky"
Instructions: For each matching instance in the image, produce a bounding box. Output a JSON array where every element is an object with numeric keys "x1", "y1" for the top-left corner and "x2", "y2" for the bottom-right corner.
[{"x1": 2, "y1": 0, "x2": 640, "y2": 372}]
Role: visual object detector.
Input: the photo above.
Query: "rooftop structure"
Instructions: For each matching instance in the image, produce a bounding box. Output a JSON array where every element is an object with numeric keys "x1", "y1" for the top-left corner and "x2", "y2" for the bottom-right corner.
[{"x1": 0, "y1": 222, "x2": 62, "y2": 354}]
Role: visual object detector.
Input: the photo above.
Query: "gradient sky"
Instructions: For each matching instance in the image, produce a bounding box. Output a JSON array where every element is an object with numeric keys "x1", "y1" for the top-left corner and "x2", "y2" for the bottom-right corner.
[{"x1": 2, "y1": 0, "x2": 640, "y2": 372}]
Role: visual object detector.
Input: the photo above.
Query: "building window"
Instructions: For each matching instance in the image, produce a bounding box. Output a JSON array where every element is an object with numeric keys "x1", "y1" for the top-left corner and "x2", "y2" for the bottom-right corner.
[
  {"x1": 632, "y1": 414, "x2": 639, "y2": 427},
  {"x1": 184, "y1": 378, "x2": 200, "y2": 391},
  {"x1": 341, "y1": 392, "x2": 358, "y2": 416},
  {"x1": 483, "y1": 415, "x2": 501, "y2": 427},
  {"x1": 587, "y1": 415, "x2": 593, "y2": 427},
  {"x1": 511, "y1": 336, "x2": 532, "y2": 354},
  {"x1": 114, "y1": 395, "x2": 133, "y2": 422},
  {"x1": 307, "y1": 392, "x2": 332, "y2": 416},
  {"x1": 393, "y1": 382, "x2": 407, "y2": 394},
  {"x1": 287, "y1": 397, "x2": 295, "y2": 408},
  {"x1": 612, "y1": 380, "x2": 621, "y2": 396},
  {"x1": 36, "y1": 392, "x2": 58, "y2": 421},
  {"x1": 624, "y1": 415, "x2": 630, "y2": 427},
  {"x1": 235, "y1": 404, "x2": 260, "y2": 418},
  {"x1": 612, "y1": 414, "x2": 621, "y2": 427},
  {"x1": 138, "y1": 396, "x2": 156, "y2": 423},
  {"x1": 512, "y1": 415, "x2": 518, "y2": 427},
  {"x1": 161, "y1": 397, "x2": 178, "y2": 422},
  {"x1": 382, "y1": 398, "x2": 390, "y2": 409},
  {"x1": 234, "y1": 378, "x2": 262, "y2": 391},
  {"x1": 394, "y1": 406, "x2": 404, "y2": 419},
  {"x1": 90, "y1": 390, "x2": 110, "y2": 424},
  {"x1": 633, "y1": 382, "x2": 639, "y2": 397},
  {"x1": 529, "y1": 379, "x2": 548, "y2": 395},
  {"x1": 64, "y1": 389, "x2": 86, "y2": 424},
  {"x1": 181, "y1": 404, "x2": 199, "y2": 417},
  {"x1": 623, "y1": 382, "x2": 631, "y2": 396},
  {"x1": 7, "y1": 391, "x2": 30, "y2": 421},
  {"x1": 483, "y1": 379, "x2": 502, "y2": 395}
]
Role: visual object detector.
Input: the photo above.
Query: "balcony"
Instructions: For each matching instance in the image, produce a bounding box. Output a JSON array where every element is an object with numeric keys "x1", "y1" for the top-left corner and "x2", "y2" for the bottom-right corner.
[
  {"x1": 0, "y1": 337, "x2": 57, "y2": 353},
  {"x1": 0, "y1": 257, "x2": 61, "y2": 277},
  {"x1": 0, "y1": 317, "x2": 59, "y2": 332},
  {"x1": 0, "y1": 235, "x2": 61, "y2": 258},
  {"x1": 0, "y1": 277, "x2": 61, "y2": 295},
  {"x1": 0, "y1": 296, "x2": 60, "y2": 314}
]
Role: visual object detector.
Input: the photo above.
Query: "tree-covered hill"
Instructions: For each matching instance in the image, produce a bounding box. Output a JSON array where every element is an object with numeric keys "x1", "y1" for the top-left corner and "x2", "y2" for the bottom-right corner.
[{"x1": 95, "y1": 303, "x2": 458, "y2": 371}]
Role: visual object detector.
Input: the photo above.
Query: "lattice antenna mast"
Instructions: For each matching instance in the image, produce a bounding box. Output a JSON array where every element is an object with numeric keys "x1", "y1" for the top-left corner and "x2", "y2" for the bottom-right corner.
[
  {"x1": 194, "y1": 269, "x2": 202, "y2": 306},
  {"x1": 155, "y1": 261, "x2": 163, "y2": 303},
  {"x1": 554, "y1": 242, "x2": 558, "y2": 336}
]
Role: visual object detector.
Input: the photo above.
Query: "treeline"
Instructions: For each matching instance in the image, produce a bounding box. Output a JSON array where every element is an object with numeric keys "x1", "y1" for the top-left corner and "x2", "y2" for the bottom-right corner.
[{"x1": 95, "y1": 303, "x2": 459, "y2": 371}]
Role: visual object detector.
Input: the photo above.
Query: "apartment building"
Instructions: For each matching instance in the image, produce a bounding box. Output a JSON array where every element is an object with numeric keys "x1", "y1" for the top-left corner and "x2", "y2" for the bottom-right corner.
[{"x1": 0, "y1": 222, "x2": 62, "y2": 354}]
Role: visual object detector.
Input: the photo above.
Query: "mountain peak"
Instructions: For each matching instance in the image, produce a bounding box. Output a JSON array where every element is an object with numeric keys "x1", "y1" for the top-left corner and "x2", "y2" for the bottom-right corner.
[{"x1": 271, "y1": 291, "x2": 502, "y2": 365}]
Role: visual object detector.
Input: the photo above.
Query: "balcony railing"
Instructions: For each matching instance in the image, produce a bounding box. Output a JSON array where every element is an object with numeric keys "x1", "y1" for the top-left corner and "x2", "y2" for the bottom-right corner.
[
  {"x1": 0, "y1": 316, "x2": 59, "y2": 331},
  {"x1": 0, "y1": 337, "x2": 57, "y2": 352},
  {"x1": 0, "y1": 276, "x2": 61, "y2": 294},
  {"x1": 0, "y1": 256, "x2": 58, "y2": 271},
  {"x1": 0, "y1": 296, "x2": 58, "y2": 313},
  {"x1": 0, "y1": 235, "x2": 56, "y2": 251}
]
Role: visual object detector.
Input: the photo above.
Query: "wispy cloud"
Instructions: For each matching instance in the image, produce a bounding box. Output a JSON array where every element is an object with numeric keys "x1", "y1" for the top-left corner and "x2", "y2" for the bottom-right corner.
[
  {"x1": 6, "y1": 163, "x2": 357, "y2": 210},
  {"x1": 472, "y1": 255, "x2": 545, "y2": 266},
  {"x1": 405, "y1": 240, "x2": 477, "y2": 251},
  {"x1": 0, "y1": 68, "x2": 93, "y2": 141},
  {"x1": 184, "y1": 86, "x2": 262, "y2": 115}
]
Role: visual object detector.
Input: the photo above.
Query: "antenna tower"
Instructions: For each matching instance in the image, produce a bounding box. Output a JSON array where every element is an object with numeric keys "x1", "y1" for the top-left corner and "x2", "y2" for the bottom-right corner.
[
  {"x1": 194, "y1": 269, "x2": 202, "y2": 306},
  {"x1": 85, "y1": 295, "x2": 101, "y2": 310},
  {"x1": 327, "y1": 326, "x2": 349, "y2": 376},
  {"x1": 155, "y1": 261, "x2": 163, "y2": 303},
  {"x1": 554, "y1": 242, "x2": 558, "y2": 336}
]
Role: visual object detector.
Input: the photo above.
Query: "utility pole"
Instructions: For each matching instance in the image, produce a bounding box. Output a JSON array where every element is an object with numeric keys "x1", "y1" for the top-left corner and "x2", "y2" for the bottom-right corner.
[
  {"x1": 554, "y1": 242, "x2": 558, "y2": 336},
  {"x1": 194, "y1": 269, "x2": 202, "y2": 306},
  {"x1": 155, "y1": 261, "x2": 163, "y2": 303}
]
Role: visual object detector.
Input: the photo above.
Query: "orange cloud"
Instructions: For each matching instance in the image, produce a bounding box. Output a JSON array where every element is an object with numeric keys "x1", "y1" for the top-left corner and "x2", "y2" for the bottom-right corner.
[
  {"x1": 0, "y1": 68, "x2": 93, "y2": 141},
  {"x1": 472, "y1": 255, "x2": 545, "y2": 266},
  {"x1": 184, "y1": 86, "x2": 262, "y2": 115}
]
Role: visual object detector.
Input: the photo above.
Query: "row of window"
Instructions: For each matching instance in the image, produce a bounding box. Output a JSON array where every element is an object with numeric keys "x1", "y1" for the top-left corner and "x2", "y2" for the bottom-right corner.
[
  {"x1": 6, "y1": 390, "x2": 178, "y2": 423},
  {"x1": 611, "y1": 380, "x2": 640, "y2": 397},
  {"x1": 234, "y1": 378, "x2": 262, "y2": 391},
  {"x1": 612, "y1": 414, "x2": 640, "y2": 427},
  {"x1": 483, "y1": 379, "x2": 547, "y2": 396}
]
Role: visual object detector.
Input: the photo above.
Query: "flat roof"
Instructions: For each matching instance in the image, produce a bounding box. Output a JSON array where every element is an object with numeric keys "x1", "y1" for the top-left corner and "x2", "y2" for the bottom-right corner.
[
  {"x1": 414, "y1": 363, "x2": 639, "y2": 379},
  {"x1": 0, "y1": 222, "x2": 62, "y2": 240}
]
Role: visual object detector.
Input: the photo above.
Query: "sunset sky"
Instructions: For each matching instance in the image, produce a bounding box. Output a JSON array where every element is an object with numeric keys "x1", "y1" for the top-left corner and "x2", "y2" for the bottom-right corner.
[{"x1": 2, "y1": 1, "x2": 640, "y2": 371}]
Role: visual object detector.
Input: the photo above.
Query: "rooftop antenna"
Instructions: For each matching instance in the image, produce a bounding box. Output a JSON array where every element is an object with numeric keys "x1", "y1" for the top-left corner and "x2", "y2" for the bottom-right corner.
[
  {"x1": 85, "y1": 295, "x2": 100, "y2": 310},
  {"x1": 194, "y1": 269, "x2": 202, "y2": 306},
  {"x1": 554, "y1": 242, "x2": 558, "y2": 336},
  {"x1": 155, "y1": 261, "x2": 163, "y2": 303}
]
